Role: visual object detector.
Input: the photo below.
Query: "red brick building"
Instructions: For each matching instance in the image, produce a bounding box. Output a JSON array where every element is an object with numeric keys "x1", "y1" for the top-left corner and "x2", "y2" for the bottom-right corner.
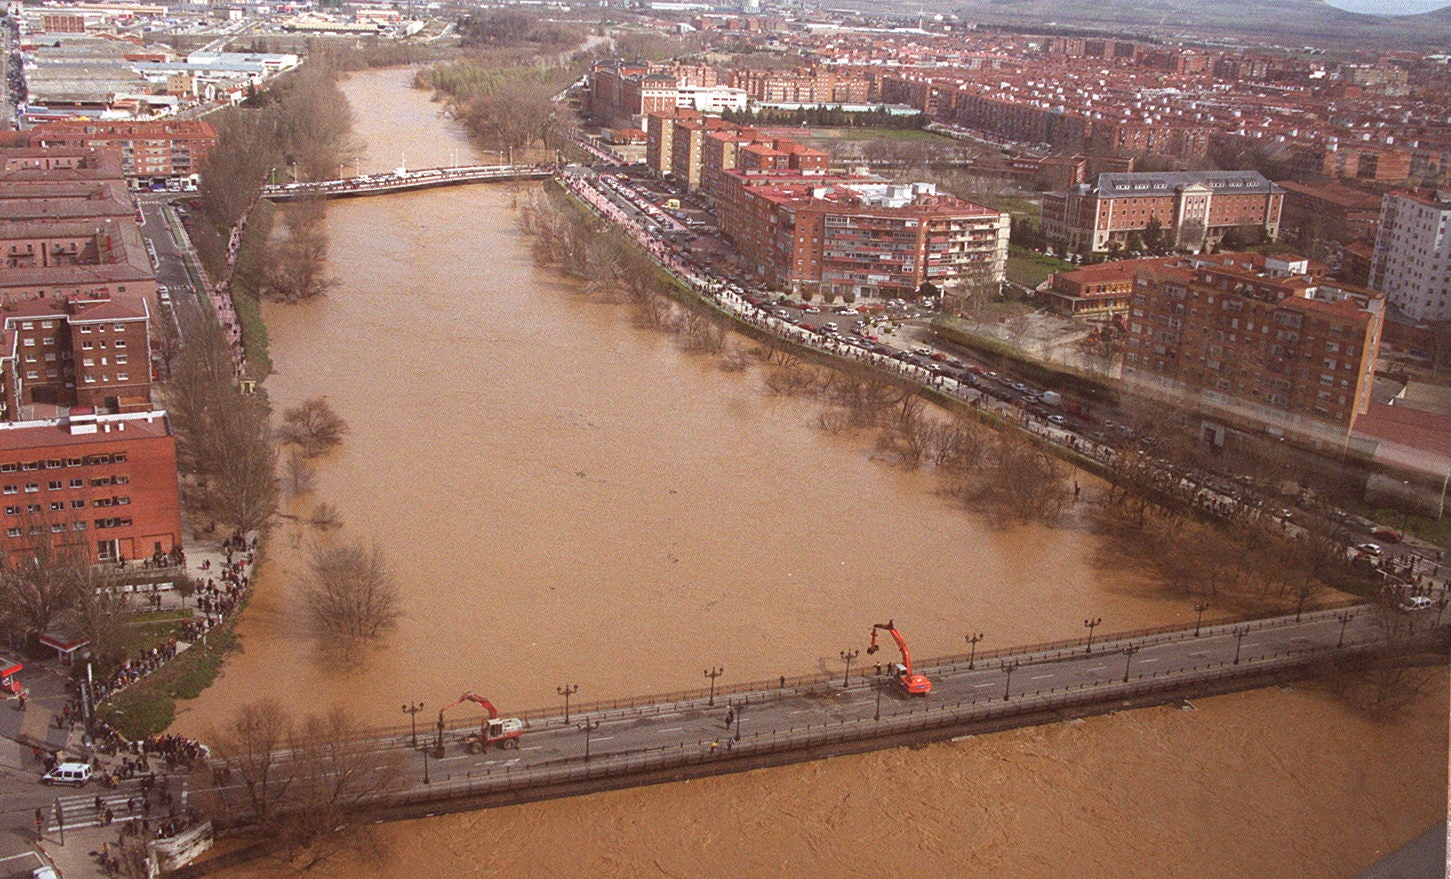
[
  {"x1": 0, "y1": 294, "x2": 153, "y2": 419},
  {"x1": 27, "y1": 120, "x2": 217, "y2": 186},
  {"x1": 722, "y1": 178, "x2": 1009, "y2": 300},
  {"x1": 1042, "y1": 171, "x2": 1284, "y2": 254},
  {"x1": 1124, "y1": 253, "x2": 1383, "y2": 445},
  {"x1": 0, "y1": 410, "x2": 181, "y2": 564}
]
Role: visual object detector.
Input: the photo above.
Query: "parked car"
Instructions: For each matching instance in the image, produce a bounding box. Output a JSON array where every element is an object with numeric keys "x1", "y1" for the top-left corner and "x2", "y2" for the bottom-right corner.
[
  {"x1": 1354, "y1": 542, "x2": 1383, "y2": 557},
  {"x1": 40, "y1": 762, "x2": 92, "y2": 787},
  {"x1": 1371, "y1": 526, "x2": 1405, "y2": 543},
  {"x1": 1397, "y1": 595, "x2": 1433, "y2": 613}
]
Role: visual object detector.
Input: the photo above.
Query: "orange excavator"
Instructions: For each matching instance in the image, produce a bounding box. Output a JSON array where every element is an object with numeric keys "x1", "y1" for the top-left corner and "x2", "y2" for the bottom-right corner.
[
  {"x1": 866, "y1": 620, "x2": 932, "y2": 695},
  {"x1": 433, "y1": 692, "x2": 525, "y2": 757}
]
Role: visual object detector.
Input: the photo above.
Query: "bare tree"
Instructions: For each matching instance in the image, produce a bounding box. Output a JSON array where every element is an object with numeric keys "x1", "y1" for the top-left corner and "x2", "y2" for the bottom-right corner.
[
  {"x1": 285, "y1": 450, "x2": 316, "y2": 496},
  {"x1": 301, "y1": 540, "x2": 401, "y2": 645},
  {"x1": 277, "y1": 397, "x2": 349, "y2": 458},
  {"x1": 283, "y1": 707, "x2": 408, "y2": 869},
  {"x1": 205, "y1": 698, "x2": 296, "y2": 822},
  {"x1": 0, "y1": 525, "x2": 91, "y2": 641},
  {"x1": 207, "y1": 402, "x2": 279, "y2": 537}
]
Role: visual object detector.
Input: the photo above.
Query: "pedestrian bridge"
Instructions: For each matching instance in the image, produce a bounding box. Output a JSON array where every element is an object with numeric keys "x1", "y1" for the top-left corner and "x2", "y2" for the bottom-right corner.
[{"x1": 260, "y1": 164, "x2": 554, "y2": 201}]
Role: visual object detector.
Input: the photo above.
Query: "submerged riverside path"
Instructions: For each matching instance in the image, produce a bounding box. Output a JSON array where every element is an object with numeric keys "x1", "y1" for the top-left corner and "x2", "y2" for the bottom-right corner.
[{"x1": 187, "y1": 604, "x2": 1442, "y2": 828}]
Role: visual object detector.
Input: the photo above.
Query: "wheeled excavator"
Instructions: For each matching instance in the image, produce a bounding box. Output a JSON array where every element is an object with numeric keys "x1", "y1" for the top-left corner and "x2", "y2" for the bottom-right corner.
[
  {"x1": 866, "y1": 620, "x2": 932, "y2": 695},
  {"x1": 433, "y1": 691, "x2": 525, "y2": 757}
]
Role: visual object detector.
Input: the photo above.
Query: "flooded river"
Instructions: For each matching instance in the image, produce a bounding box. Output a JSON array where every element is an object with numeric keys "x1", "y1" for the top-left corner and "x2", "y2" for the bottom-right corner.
[{"x1": 190, "y1": 68, "x2": 1445, "y2": 877}]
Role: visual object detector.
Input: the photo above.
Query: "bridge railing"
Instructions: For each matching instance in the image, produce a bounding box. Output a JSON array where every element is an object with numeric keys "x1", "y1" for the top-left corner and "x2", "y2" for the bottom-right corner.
[
  {"x1": 378, "y1": 631, "x2": 1435, "y2": 806},
  {"x1": 343, "y1": 599, "x2": 1375, "y2": 748}
]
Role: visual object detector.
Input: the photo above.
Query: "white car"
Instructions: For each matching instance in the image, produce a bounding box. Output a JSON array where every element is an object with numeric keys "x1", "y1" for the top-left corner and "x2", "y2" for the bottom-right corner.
[
  {"x1": 1354, "y1": 543, "x2": 1383, "y2": 558},
  {"x1": 1398, "y1": 595, "x2": 1433, "y2": 613}
]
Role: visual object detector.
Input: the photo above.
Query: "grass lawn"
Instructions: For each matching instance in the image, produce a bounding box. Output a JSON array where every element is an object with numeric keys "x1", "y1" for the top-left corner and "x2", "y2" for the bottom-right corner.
[
  {"x1": 1007, "y1": 245, "x2": 1073, "y2": 289},
  {"x1": 990, "y1": 196, "x2": 1043, "y2": 222},
  {"x1": 796, "y1": 127, "x2": 953, "y2": 144},
  {"x1": 227, "y1": 200, "x2": 275, "y2": 378}
]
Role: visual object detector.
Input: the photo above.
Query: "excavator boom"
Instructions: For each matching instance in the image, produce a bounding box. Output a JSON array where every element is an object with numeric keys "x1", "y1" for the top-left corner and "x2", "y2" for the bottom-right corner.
[{"x1": 866, "y1": 620, "x2": 932, "y2": 695}]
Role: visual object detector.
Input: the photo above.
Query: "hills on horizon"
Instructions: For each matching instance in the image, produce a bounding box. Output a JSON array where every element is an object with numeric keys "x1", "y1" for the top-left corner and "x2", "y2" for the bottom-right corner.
[{"x1": 848, "y1": 0, "x2": 1451, "y2": 47}]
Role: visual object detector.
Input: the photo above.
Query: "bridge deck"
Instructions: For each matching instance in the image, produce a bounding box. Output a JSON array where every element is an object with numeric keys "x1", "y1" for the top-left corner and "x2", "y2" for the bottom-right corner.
[{"x1": 261, "y1": 164, "x2": 553, "y2": 201}]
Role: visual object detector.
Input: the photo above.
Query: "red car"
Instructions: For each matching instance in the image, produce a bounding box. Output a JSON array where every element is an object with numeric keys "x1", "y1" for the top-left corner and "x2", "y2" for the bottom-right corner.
[{"x1": 1371, "y1": 526, "x2": 1404, "y2": 543}]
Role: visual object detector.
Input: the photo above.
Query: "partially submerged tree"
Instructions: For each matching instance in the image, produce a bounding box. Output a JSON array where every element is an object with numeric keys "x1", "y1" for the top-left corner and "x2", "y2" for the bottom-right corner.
[
  {"x1": 277, "y1": 397, "x2": 349, "y2": 458},
  {"x1": 301, "y1": 540, "x2": 401, "y2": 645}
]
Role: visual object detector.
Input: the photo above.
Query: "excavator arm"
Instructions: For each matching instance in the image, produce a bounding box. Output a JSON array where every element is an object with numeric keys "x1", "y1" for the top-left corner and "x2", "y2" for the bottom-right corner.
[
  {"x1": 434, "y1": 692, "x2": 503, "y2": 755},
  {"x1": 866, "y1": 620, "x2": 932, "y2": 695}
]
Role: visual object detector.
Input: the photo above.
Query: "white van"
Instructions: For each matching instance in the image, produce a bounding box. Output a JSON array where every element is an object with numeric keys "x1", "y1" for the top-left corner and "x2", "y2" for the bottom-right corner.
[{"x1": 40, "y1": 762, "x2": 92, "y2": 787}]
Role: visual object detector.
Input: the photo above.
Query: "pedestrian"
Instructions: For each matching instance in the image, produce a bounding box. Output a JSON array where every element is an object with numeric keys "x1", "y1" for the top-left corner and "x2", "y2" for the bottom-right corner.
[
  {"x1": 94, "y1": 795, "x2": 104, "y2": 813},
  {"x1": 104, "y1": 807, "x2": 114, "y2": 826},
  {"x1": 34, "y1": 807, "x2": 43, "y2": 837}
]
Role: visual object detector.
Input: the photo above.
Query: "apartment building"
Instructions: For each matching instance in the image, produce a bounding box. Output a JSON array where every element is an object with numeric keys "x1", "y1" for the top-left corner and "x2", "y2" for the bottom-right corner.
[
  {"x1": 1041, "y1": 171, "x2": 1283, "y2": 254},
  {"x1": 27, "y1": 120, "x2": 217, "y2": 186},
  {"x1": 1124, "y1": 253, "x2": 1383, "y2": 444},
  {"x1": 1369, "y1": 190, "x2": 1451, "y2": 322},
  {"x1": 726, "y1": 179, "x2": 1008, "y2": 301},
  {"x1": 0, "y1": 294, "x2": 153, "y2": 419},
  {"x1": 0, "y1": 410, "x2": 182, "y2": 564}
]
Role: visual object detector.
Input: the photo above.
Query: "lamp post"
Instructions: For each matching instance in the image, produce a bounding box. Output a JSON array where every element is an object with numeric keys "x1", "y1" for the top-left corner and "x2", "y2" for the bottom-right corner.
[
  {"x1": 1121, "y1": 644, "x2": 1140, "y2": 683},
  {"x1": 874, "y1": 674, "x2": 883, "y2": 721},
  {"x1": 732, "y1": 702, "x2": 742, "y2": 742},
  {"x1": 965, "y1": 632, "x2": 983, "y2": 669},
  {"x1": 1233, "y1": 626, "x2": 1250, "y2": 666},
  {"x1": 703, "y1": 667, "x2": 724, "y2": 706},
  {"x1": 422, "y1": 744, "x2": 430, "y2": 785},
  {"x1": 1083, "y1": 617, "x2": 1103, "y2": 654},
  {"x1": 401, "y1": 701, "x2": 424, "y2": 750},
  {"x1": 79, "y1": 649, "x2": 93, "y2": 739},
  {"x1": 1334, "y1": 611, "x2": 1355, "y2": 648},
  {"x1": 839, "y1": 649, "x2": 859, "y2": 687},
  {"x1": 556, "y1": 684, "x2": 578, "y2": 723},
  {"x1": 1002, "y1": 660, "x2": 1019, "y2": 701},
  {"x1": 578, "y1": 718, "x2": 601, "y2": 762},
  {"x1": 1193, "y1": 602, "x2": 1209, "y2": 637}
]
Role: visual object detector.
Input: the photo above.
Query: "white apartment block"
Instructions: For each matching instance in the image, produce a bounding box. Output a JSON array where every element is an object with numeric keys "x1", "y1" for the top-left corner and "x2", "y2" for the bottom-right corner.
[{"x1": 1370, "y1": 190, "x2": 1451, "y2": 322}]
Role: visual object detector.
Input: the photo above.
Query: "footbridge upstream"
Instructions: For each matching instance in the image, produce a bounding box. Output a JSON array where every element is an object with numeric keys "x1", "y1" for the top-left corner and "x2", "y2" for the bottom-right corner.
[
  {"x1": 259, "y1": 163, "x2": 554, "y2": 201},
  {"x1": 193, "y1": 602, "x2": 1446, "y2": 833}
]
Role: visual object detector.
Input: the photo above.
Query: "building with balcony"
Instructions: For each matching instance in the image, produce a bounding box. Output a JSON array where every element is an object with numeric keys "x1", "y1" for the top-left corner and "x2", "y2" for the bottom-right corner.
[
  {"x1": 27, "y1": 120, "x2": 217, "y2": 187},
  {"x1": 1369, "y1": 190, "x2": 1451, "y2": 323},
  {"x1": 725, "y1": 179, "x2": 1008, "y2": 301},
  {"x1": 1123, "y1": 252, "x2": 1383, "y2": 446}
]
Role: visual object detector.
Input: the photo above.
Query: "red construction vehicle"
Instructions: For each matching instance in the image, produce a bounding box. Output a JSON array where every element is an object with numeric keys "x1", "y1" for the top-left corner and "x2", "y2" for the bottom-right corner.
[
  {"x1": 433, "y1": 692, "x2": 525, "y2": 757},
  {"x1": 866, "y1": 620, "x2": 932, "y2": 695}
]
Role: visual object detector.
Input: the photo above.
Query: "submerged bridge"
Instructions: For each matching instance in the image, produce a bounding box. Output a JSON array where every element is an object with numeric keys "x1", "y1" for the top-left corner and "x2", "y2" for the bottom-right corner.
[
  {"x1": 260, "y1": 163, "x2": 554, "y2": 201},
  {"x1": 160, "y1": 602, "x2": 1444, "y2": 849}
]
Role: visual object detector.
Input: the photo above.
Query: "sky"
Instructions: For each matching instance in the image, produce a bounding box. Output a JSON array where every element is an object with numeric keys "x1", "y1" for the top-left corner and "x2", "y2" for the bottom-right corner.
[{"x1": 1321, "y1": 0, "x2": 1449, "y2": 13}]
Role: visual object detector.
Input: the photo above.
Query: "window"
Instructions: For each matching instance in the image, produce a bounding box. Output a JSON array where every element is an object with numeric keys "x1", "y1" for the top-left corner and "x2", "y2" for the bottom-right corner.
[
  {"x1": 68, "y1": 478, "x2": 83, "y2": 489},
  {"x1": 72, "y1": 521, "x2": 86, "y2": 531},
  {"x1": 80, "y1": 326, "x2": 92, "y2": 334},
  {"x1": 23, "y1": 483, "x2": 37, "y2": 493},
  {"x1": 50, "y1": 523, "x2": 64, "y2": 533},
  {"x1": 46, "y1": 481, "x2": 61, "y2": 490},
  {"x1": 70, "y1": 499, "x2": 85, "y2": 510},
  {"x1": 3, "y1": 506, "x2": 16, "y2": 515},
  {"x1": 116, "y1": 373, "x2": 129, "y2": 382},
  {"x1": 113, "y1": 340, "x2": 126, "y2": 349},
  {"x1": 25, "y1": 504, "x2": 39, "y2": 514},
  {"x1": 5, "y1": 528, "x2": 19, "y2": 538},
  {"x1": 48, "y1": 501, "x2": 63, "y2": 512},
  {"x1": 2, "y1": 486, "x2": 15, "y2": 495}
]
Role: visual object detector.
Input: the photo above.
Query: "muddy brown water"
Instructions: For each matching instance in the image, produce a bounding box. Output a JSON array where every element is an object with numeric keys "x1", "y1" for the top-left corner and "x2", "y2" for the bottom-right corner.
[{"x1": 183, "y1": 68, "x2": 1446, "y2": 878}]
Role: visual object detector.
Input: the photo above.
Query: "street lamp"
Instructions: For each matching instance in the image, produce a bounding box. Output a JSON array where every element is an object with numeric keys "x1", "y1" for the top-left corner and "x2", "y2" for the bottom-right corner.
[
  {"x1": 703, "y1": 667, "x2": 724, "y2": 706},
  {"x1": 422, "y1": 744, "x2": 430, "y2": 785},
  {"x1": 1335, "y1": 611, "x2": 1355, "y2": 648},
  {"x1": 578, "y1": 718, "x2": 601, "y2": 762},
  {"x1": 839, "y1": 649, "x2": 859, "y2": 687},
  {"x1": 401, "y1": 701, "x2": 424, "y2": 750},
  {"x1": 732, "y1": 702, "x2": 743, "y2": 742},
  {"x1": 1083, "y1": 617, "x2": 1103, "y2": 654},
  {"x1": 965, "y1": 632, "x2": 983, "y2": 669},
  {"x1": 874, "y1": 672, "x2": 883, "y2": 721},
  {"x1": 79, "y1": 649, "x2": 93, "y2": 738},
  {"x1": 1002, "y1": 660, "x2": 1019, "y2": 701},
  {"x1": 1233, "y1": 626, "x2": 1250, "y2": 666},
  {"x1": 1121, "y1": 645, "x2": 1140, "y2": 683},
  {"x1": 556, "y1": 684, "x2": 578, "y2": 723},
  {"x1": 1193, "y1": 602, "x2": 1209, "y2": 637}
]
